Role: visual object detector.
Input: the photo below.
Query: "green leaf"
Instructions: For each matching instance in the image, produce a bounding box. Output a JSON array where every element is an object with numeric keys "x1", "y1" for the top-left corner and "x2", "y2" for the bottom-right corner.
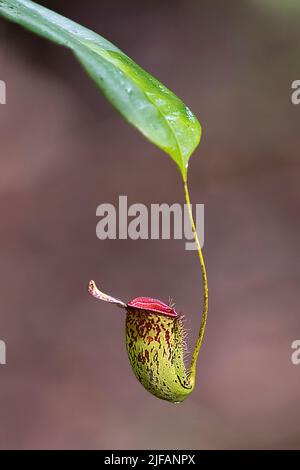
[{"x1": 0, "y1": 0, "x2": 201, "y2": 180}]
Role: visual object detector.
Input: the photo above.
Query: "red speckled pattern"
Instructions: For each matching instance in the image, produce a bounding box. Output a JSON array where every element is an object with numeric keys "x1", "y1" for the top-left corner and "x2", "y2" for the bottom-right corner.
[{"x1": 127, "y1": 297, "x2": 178, "y2": 318}]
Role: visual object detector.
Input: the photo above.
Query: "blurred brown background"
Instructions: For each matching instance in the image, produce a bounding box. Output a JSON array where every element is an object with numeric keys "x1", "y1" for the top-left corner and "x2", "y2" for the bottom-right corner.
[{"x1": 0, "y1": 0, "x2": 300, "y2": 449}]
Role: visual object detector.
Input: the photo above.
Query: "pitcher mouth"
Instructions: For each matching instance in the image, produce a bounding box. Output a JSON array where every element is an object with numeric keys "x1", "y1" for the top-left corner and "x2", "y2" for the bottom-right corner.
[
  {"x1": 88, "y1": 281, "x2": 178, "y2": 318},
  {"x1": 127, "y1": 297, "x2": 178, "y2": 318}
]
